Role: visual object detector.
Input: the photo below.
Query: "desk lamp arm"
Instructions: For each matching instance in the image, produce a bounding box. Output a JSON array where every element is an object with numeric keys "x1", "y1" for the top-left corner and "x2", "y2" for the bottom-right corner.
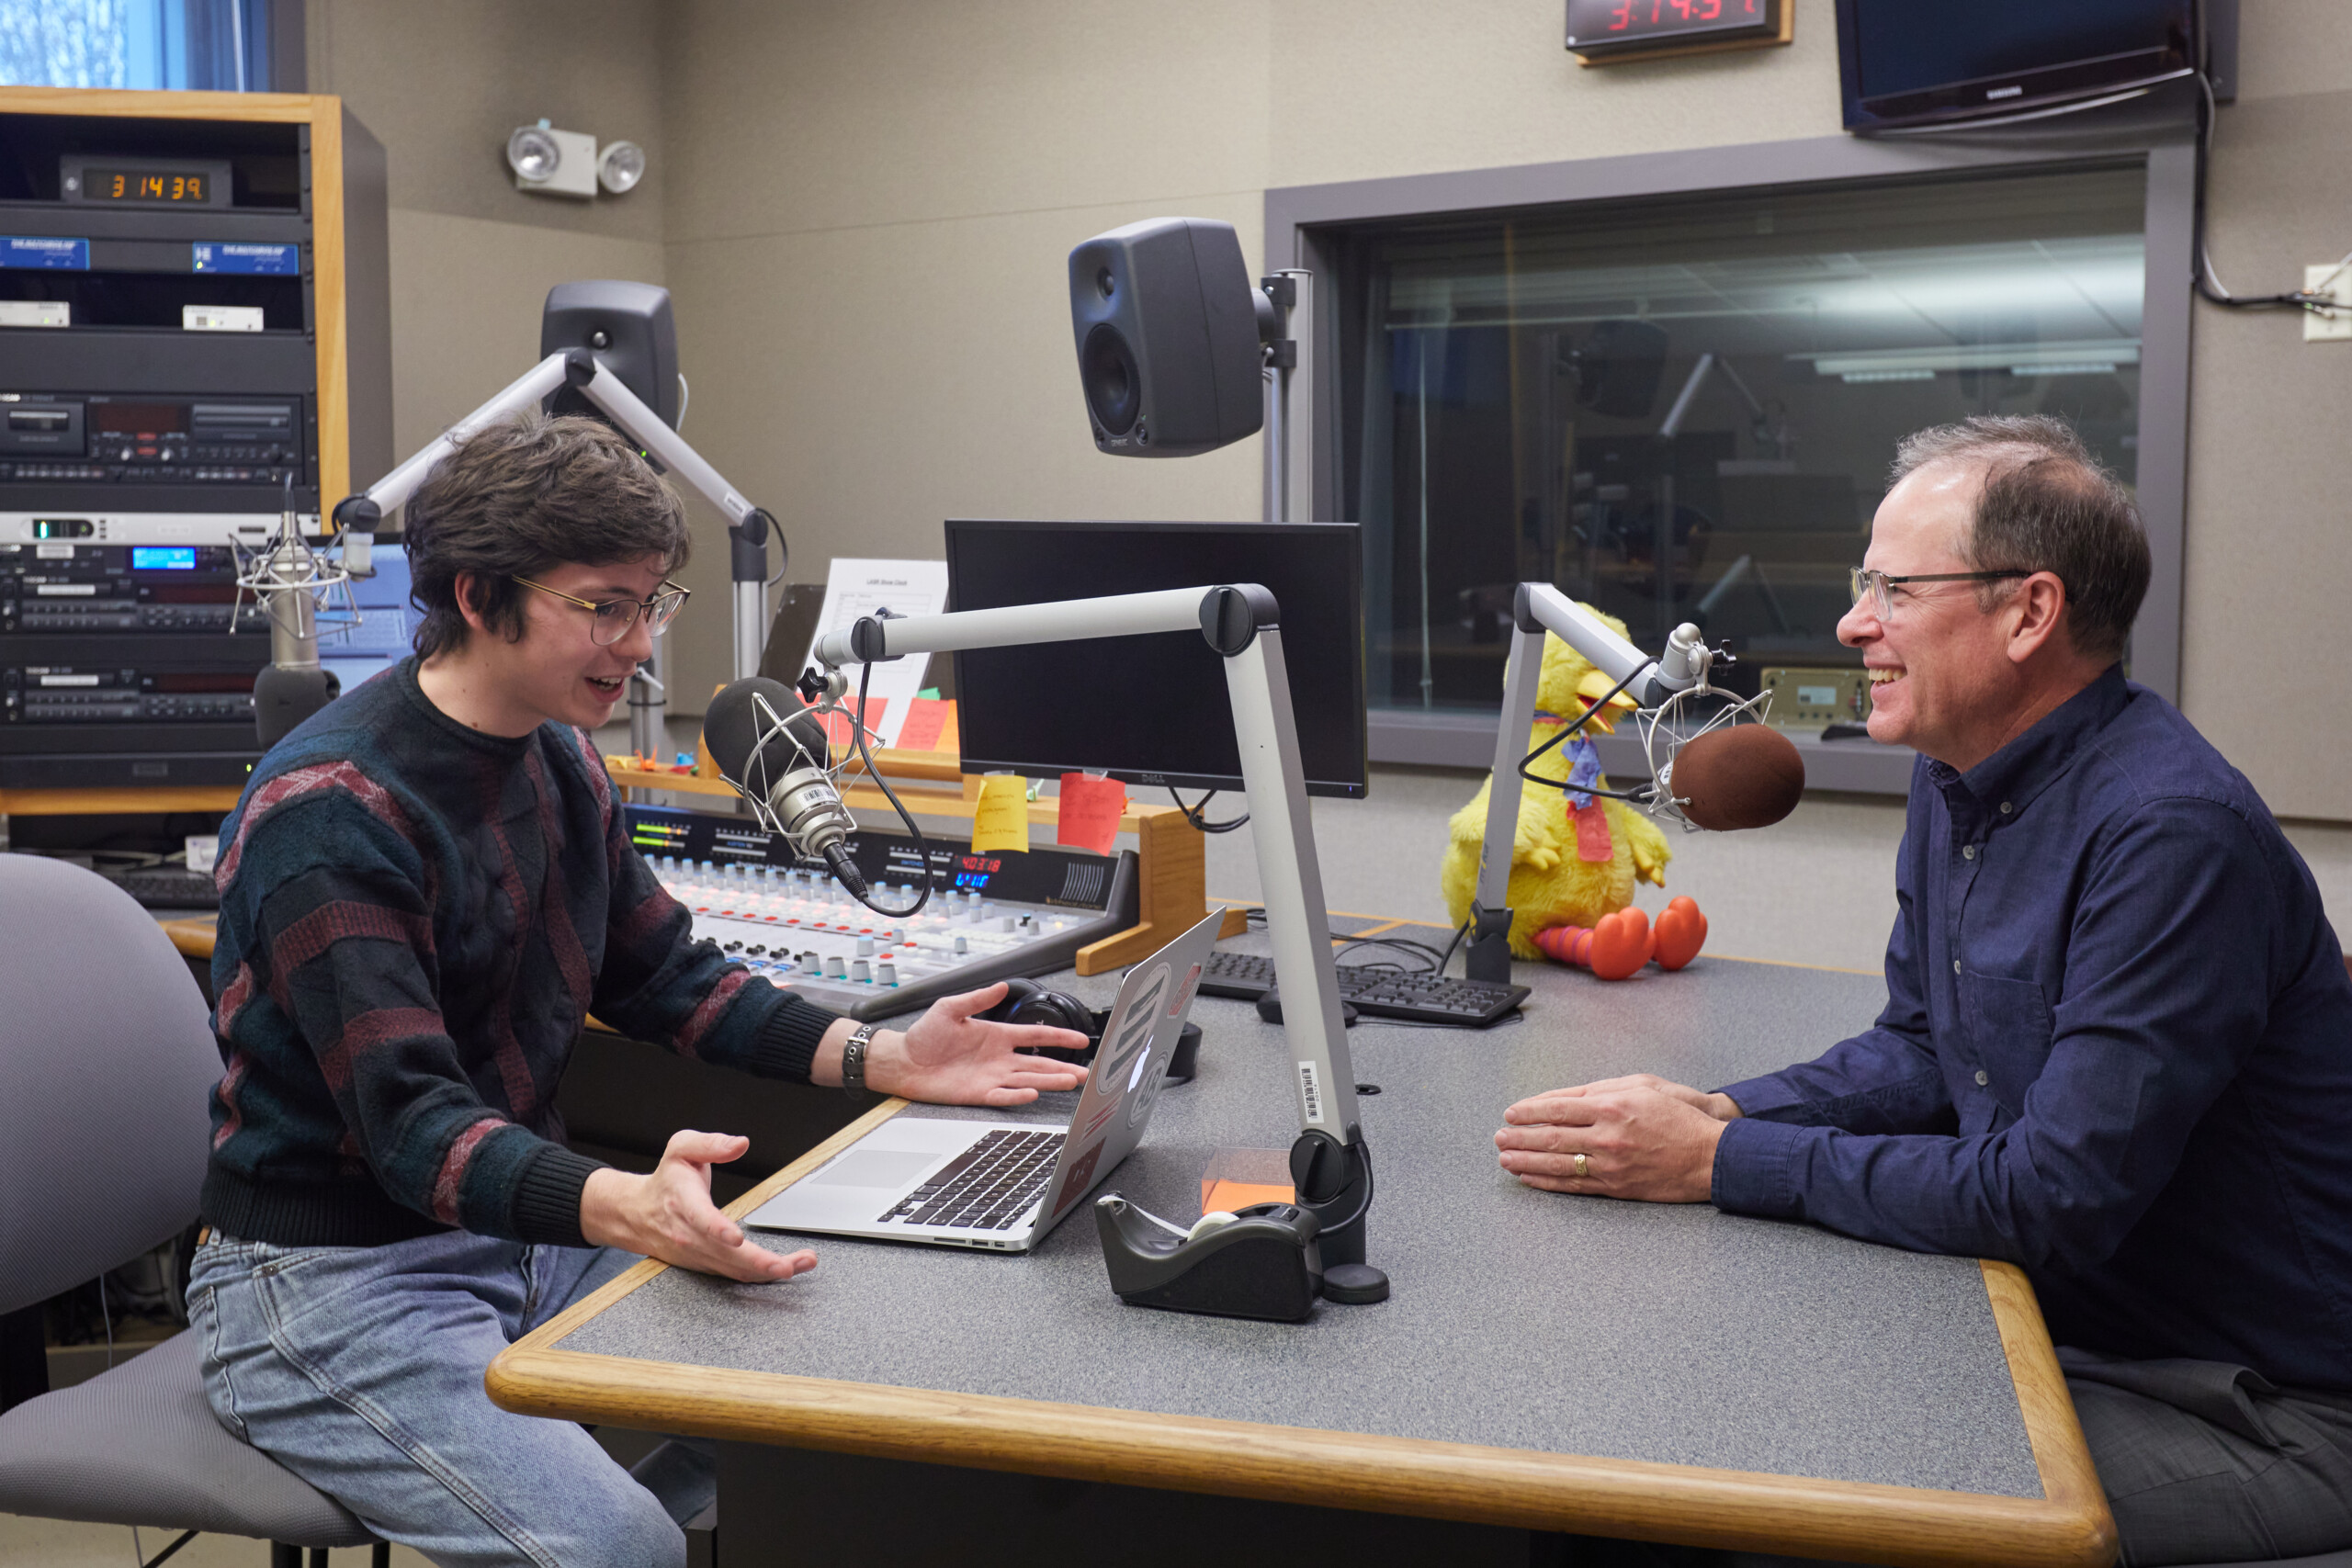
[
  {"x1": 329, "y1": 348, "x2": 785, "y2": 683},
  {"x1": 1464, "y1": 582, "x2": 1710, "y2": 984},
  {"x1": 815, "y1": 586, "x2": 1379, "y2": 1277}
]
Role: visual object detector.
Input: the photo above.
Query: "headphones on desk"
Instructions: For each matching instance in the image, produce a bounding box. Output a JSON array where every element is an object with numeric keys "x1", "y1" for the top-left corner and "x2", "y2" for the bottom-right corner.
[{"x1": 986, "y1": 976, "x2": 1200, "y2": 1083}]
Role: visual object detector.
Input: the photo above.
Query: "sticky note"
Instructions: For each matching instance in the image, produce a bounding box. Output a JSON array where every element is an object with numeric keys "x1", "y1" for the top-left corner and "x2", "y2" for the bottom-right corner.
[
  {"x1": 1055, "y1": 773, "x2": 1126, "y2": 854},
  {"x1": 970, "y1": 773, "x2": 1032, "y2": 854},
  {"x1": 818, "y1": 697, "x2": 888, "y2": 751},
  {"x1": 1202, "y1": 1179, "x2": 1296, "y2": 1213},
  {"x1": 896, "y1": 696, "x2": 952, "y2": 754},
  {"x1": 934, "y1": 702, "x2": 960, "y2": 755}
]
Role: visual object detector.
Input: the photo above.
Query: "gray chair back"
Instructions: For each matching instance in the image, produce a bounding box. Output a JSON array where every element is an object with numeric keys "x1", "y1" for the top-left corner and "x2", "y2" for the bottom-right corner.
[{"x1": 0, "y1": 855, "x2": 221, "y2": 1314}]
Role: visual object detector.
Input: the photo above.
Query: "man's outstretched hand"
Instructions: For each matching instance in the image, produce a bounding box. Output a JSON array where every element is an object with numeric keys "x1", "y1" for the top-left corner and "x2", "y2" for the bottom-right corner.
[
  {"x1": 858, "y1": 983, "x2": 1092, "y2": 1106},
  {"x1": 581, "y1": 1130, "x2": 815, "y2": 1283},
  {"x1": 1494, "y1": 1073, "x2": 1742, "y2": 1202}
]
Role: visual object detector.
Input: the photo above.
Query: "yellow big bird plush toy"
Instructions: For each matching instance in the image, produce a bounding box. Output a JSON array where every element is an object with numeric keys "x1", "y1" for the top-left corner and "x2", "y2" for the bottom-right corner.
[{"x1": 1440, "y1": 608, "x2": 1673, "y2": 960}]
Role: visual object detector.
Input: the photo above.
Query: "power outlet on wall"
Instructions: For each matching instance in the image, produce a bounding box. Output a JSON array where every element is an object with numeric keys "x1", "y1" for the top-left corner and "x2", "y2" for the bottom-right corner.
[{"x1": 2302, "y1": 264, "x2": 2352, "y2": 342}]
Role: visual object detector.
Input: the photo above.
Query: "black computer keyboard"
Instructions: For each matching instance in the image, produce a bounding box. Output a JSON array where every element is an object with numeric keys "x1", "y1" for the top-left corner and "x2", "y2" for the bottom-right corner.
[
  {"x1": 879, "y1": 1127, "x2": 1066, "y2": 1231},
  {"x1": 1198, "y1": 950, "x2": 1529, "y2": 1028},
  {"x1": 100, "y1": 865, "x2": 220, "y2": 910}
]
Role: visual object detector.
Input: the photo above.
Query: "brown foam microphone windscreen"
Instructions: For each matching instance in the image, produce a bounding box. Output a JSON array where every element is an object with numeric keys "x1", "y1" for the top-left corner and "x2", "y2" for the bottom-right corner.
[{"x1": 1671, "y1": 723, "x2": 1805, "y2": 831}]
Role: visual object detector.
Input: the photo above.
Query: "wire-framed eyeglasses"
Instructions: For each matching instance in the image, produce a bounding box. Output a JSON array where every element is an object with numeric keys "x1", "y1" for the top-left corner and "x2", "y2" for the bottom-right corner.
[
  {"x1": 513, "y1": 576, "x2": 691, "y2": 645},
  {"x1": 1849, "y1": 566, "x2": 2031, "y2": 623}
]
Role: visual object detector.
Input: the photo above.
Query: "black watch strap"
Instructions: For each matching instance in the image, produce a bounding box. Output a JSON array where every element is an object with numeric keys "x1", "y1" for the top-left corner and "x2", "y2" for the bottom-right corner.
[{"x1": 842, "y1": 1022, "x2": 879, "y2": 1100}]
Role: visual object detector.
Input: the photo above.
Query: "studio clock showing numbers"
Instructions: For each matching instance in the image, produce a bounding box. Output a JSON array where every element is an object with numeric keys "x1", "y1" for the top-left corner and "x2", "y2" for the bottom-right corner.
[
  {"x1": 59, "y1": 155, "x2": 232, "y2": 208},
  {"x1": 1565, "y1": 0, "x2": 1789, "y2": 65}
]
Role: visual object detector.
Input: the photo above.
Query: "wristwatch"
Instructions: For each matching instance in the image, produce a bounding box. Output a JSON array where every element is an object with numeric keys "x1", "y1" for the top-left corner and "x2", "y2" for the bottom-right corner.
[{"x1": 841, "y1": 1021, "x2": 880, "y2": 1100}]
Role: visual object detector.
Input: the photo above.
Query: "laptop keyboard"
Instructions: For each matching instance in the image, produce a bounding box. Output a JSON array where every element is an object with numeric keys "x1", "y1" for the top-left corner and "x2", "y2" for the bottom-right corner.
[{"x1": 878, "y1": 1128, "x2": 1067, "y2": 1231}]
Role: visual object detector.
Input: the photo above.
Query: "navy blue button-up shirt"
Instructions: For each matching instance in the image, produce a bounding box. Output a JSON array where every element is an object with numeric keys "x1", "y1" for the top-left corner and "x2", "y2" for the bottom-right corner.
[{"x1": 1712, "y1": 667, "x2": 2352, "y2": 1390}]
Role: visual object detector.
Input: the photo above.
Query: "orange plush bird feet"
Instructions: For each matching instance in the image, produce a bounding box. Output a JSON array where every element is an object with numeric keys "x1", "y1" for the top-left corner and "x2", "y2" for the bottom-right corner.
[{"x1": 1532, "y1": 897, "x2": 1708, "y2": 980}]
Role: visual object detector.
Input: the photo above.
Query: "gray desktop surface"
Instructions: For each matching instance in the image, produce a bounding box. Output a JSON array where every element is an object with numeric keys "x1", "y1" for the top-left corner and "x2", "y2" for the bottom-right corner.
[{"x1": 558, "y1": 944, "x2": 2043, "y2": 1499}]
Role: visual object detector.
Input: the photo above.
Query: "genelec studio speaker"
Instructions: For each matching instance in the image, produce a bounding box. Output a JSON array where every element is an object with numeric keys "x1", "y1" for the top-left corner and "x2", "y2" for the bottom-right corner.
[
  {"x1": 1069, "y1": 218, "x2": 1263, "y2": 457},
  {"x1": 541, "y1": 279, "x2": 681, "y2": 429}
]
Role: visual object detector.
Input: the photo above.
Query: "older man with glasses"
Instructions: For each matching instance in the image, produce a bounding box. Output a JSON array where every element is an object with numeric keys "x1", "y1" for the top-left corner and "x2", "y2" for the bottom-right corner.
[
  {"x1": 187, "y1": 414, "x2": 1090, "y2": 1568},
  {"x1": 1495, "y1": 415, "x2": 2352, "y2": 1566}
]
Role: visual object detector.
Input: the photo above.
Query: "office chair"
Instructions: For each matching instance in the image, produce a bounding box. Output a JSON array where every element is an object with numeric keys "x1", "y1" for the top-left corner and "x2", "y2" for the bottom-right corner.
[{"x1": 0, "y1": 854, "x2": 388, "y2": 1567}]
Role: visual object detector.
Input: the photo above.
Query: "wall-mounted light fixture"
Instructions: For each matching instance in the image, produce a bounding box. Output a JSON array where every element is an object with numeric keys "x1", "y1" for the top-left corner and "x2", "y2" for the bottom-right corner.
[{"x1": 505, "y1": 119, "x2": 646, "y2": 199}]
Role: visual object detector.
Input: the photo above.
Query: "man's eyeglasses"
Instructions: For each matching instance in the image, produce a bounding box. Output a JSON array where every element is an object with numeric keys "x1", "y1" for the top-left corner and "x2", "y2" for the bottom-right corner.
[
  {"x1": 1849, "y1": 566, "x2": 2031, "y2": 623},
  {"x1": 513, "y1": 576, "x2": 691, "y2": 646}
]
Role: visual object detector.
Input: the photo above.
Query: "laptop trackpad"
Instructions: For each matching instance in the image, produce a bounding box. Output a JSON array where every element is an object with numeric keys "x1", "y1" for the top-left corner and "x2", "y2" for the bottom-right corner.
[{"x1": 806, "y1": 1148, "x2": 938, "y2": 1189}]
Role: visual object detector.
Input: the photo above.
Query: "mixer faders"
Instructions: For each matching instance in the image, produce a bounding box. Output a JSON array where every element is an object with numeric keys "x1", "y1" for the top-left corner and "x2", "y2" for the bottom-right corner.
[{"x1": 627, "y1": 803, "x2": 1140, "y2": 1021}]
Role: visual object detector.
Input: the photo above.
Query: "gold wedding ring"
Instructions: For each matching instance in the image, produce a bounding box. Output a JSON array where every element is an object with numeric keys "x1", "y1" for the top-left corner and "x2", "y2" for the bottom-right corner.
[{"x1": 1573, "y1": 1152, "x2": 1589, "y2": 1178}]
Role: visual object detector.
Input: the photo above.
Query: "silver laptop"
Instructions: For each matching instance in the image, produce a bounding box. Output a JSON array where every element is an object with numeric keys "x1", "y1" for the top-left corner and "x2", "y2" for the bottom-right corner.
[{"x1": 744, "y1": 908, "x2": 1225, "y2": 1252}]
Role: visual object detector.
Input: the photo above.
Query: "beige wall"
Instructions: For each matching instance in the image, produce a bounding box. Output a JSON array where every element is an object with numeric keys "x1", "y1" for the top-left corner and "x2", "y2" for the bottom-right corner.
[
  {"x1": 2177, "y1": 6, "x2": 2352, "y2": 819},
  {"x1": 317, "y1": 0, "x2": 2352, "y2": 816}
]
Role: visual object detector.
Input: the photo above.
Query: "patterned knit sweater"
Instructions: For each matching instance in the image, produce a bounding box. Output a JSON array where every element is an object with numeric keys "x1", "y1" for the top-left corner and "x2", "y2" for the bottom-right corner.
[{"x1": 202, "y1": 657, "x2": 837, "y2": 1249}]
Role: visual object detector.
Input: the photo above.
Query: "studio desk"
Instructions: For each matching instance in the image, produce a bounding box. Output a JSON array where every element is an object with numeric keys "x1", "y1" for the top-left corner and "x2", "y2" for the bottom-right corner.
[{"x1": 476, "y1": 922, "x2": 2116, "y2": 1568}]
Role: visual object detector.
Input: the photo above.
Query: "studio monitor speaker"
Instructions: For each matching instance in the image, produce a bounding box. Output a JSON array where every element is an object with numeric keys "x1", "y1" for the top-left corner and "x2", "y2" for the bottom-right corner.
[
  {"x1": 541, "y1": 280, "x2": 681, "y2": 430},
  {"x1": 1068, "y1": 218, "x2": 1263, "y2": 457}
]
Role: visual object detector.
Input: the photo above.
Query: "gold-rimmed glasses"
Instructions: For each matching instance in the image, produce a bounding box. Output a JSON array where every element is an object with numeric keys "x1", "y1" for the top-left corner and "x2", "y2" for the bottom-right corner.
[{"x1": 513, "y1": 576, "x2": 691, "y2": 646}]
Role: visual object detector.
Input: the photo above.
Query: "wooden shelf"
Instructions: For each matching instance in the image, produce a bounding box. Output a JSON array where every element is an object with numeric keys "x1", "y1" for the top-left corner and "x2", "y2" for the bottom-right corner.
[{"x1": 0, "y1": 786, "x2": 243, "y2": 817}]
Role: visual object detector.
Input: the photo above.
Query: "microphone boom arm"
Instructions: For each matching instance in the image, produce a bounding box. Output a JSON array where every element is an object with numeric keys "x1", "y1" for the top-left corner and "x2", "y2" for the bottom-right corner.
[
  {"x1": 329, "y1": 346, "x2": 787, "y2": 756},
  {"x1": 1465, "y1": 581, "x2": 1759, "y2": 984},
  {"x1": 812, "y1": 585, "x2": 1382, "y2": 1288}
]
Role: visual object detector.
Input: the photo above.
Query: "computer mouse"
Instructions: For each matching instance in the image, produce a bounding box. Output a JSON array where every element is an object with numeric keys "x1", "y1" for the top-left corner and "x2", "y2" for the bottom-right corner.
[{"x1": 1254, "y1": 988, "x2": 1359, "y2": 1027}]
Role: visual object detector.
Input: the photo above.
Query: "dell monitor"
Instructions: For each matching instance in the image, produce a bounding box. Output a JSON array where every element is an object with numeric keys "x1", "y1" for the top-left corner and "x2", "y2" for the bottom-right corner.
[{"x1": 944, "y1": 519, "x2": 1366, "y2": 800}]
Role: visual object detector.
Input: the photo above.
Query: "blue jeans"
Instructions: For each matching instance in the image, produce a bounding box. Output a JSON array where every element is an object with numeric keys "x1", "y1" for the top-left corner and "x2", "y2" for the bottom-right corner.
[{"x1": 189, "y1": 1228, "x2": 705, "y2": 1568}]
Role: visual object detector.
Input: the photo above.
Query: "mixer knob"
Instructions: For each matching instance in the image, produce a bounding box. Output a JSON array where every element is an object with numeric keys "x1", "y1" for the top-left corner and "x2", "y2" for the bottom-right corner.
[
  {"x1": 856, "y1": 937, "x2": 876, "y2": 957},
  {"x1": 851, "y1": 959, "x2": 871, "y2": 984},
  {"x1": 876, "y1": 960, "x2": 898, "y2": 987},
  {"x1": 953, "y1": 935, "x2": 968, "y2": 955},
  {"x1": 1000, "y1": 917, "x2": 1015, "y2": 933}
]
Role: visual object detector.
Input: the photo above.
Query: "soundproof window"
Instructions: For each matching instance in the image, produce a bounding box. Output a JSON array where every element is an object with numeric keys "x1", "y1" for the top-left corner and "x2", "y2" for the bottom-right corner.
[{"x1": 1328, "y1": 162, "x2": 2148, "y2": 717}]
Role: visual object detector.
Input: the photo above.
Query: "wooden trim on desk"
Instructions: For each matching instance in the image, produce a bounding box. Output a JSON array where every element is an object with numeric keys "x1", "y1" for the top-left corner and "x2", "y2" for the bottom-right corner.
[
  {"x1": 160, "y1": 916, "x2": 219, "y2": 962},
  {"x1": 1984, "y1": 1260, "x2": 2118, "y2": 1561},
  {"x1": 489, "y1": 1120, "x2": 2115, "y2": 1568}
]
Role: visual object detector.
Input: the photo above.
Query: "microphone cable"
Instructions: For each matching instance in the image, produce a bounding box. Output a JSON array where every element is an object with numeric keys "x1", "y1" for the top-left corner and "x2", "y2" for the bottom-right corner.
[
  {"x1": 828, "y1": 656, "x2": 934, "y2": 922},
  {"x1": 1514, "y1": 660, "x2": 1655, "y2": 807},
  {"x1": 1168, "y1": 786, "x2": 1249, "y2": 834}
]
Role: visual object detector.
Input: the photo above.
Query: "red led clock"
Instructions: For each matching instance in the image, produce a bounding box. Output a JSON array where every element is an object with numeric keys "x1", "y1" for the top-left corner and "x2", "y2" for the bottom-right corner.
[{"x1": 1565, "y1": 0, "x2": 1790, "y2": 65}]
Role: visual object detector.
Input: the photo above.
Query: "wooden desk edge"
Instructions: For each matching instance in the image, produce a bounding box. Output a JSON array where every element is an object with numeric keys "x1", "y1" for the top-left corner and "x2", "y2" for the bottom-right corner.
[{"x1": 487, "y1": 1109, "x2": 2116, "y2": 1568}]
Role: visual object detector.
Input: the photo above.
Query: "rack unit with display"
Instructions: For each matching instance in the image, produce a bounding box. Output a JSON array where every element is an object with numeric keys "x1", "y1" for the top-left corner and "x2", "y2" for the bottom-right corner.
[{"x1": 0, "y1": 87, "x2": 390, "y2": 797}]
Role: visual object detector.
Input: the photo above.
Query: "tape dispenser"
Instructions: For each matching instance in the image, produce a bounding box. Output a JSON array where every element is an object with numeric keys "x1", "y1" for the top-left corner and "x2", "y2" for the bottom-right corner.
[{"x1": 1092, "y1": 1195, "x2": 1323, "y2": 1322}]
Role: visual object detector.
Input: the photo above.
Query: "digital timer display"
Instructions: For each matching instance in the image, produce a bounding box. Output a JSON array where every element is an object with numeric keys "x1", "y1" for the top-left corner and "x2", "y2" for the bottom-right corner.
[
  {"x1": 87, "y1": 168, "x2": 209, "y2": 204},
  {"x1": 61, "y1": 156, "x2": 231, "y2": 209},
  {"x1": 1565, "y1": 0, "x2": 1781, "y2": 59}
]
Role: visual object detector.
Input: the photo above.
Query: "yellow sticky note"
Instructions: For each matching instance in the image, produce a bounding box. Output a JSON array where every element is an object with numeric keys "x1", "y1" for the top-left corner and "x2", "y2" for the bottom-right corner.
[{"x1": 970, "y1": 774, "x2": 1032, "y2": 854}]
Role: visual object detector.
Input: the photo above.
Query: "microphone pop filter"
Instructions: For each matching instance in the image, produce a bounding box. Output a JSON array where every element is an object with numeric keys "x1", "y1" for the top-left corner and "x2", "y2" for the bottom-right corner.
[
  {"x1": 705, "y1": 677, "x2": 828, "y2": 795},
  {"x1": 1670, "y1": 723, "x2": 1804, "y2": 831}
]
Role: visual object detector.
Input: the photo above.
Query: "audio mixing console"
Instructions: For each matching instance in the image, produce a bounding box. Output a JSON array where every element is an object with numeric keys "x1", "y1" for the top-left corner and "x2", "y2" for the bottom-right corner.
[{"x1": 627, "y1": 804, "x2": 1139, "y2": 1021}]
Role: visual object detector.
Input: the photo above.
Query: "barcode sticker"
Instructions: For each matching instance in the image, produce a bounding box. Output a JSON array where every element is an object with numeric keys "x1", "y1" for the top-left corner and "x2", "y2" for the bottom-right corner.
[{"x1": 1296, "y1": 1060, "x2": 1326, "y2": 1126}]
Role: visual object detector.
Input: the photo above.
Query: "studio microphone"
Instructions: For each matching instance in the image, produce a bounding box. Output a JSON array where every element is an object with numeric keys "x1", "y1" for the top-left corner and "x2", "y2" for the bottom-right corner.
[
  {"x1": 1656, "y1": 722, "x2": 1804, "y2": 831},
  {"x1": 240, "y1": 489, "x2": 345, "y2": 748},
  {"x1": 704, "y1": 676, "x2": 868, "y2": 897}
]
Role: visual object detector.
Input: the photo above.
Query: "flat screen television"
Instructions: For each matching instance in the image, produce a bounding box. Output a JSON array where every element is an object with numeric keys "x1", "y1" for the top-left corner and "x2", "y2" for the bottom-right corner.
[
  {"x1": 1835, "y1": 0, "x2": 2198, "y2": 133},
  {"x1": 944, "y1": 519, "x2": 1367, "y2": 800}
]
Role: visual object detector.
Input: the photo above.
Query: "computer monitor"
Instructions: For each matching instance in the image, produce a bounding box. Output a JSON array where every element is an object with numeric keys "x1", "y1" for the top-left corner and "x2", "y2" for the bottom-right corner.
[
  {"x1": 316, "y1": 539, "x2": 415, "y2": 700},
  {"x1": 944, "y1": 519, "x2": 1366, "y2": 799}
]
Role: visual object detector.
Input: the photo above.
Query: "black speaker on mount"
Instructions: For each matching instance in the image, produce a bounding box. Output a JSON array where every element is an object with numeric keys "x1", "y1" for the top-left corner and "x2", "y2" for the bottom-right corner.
[
  {"x1": 540, "y1": 280, "x2": 681, "y2": 430},
  {"x1": 1068, "y1": 218, "x2": 1264, "y2": 457}
]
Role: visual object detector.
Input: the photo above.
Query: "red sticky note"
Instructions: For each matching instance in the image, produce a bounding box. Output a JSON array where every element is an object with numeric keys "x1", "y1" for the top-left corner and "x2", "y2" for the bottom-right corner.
[
  {"x1": 896, "y1": 696, "x2": 950, "y2": 753},
  {"x1": 1574, "y1": 798, "x2": 1614, "y2": 863},
  {"x1": 818, "y1": 696, "x2": 888, "y2": 751},
  {"x1": 1056, "y1": 773, "x2": 1126, "y2": 854}
]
